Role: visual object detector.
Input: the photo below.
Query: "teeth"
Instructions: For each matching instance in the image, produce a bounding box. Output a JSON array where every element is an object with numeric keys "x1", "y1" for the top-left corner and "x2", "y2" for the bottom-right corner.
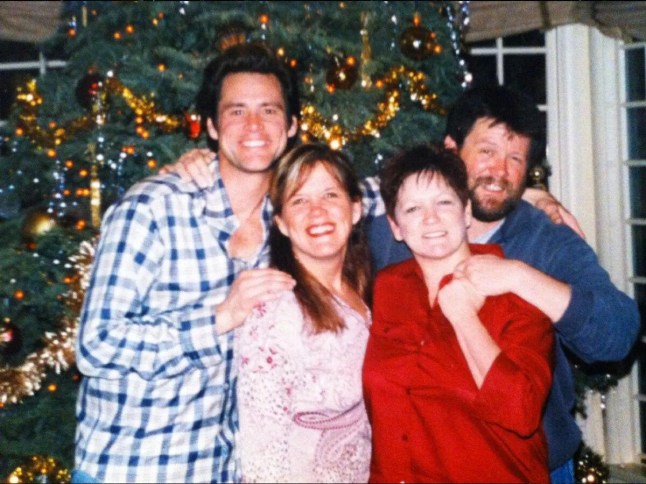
[
  {"x1": 423, "y1": 231, "x2": 447, "y2": 239},
  {"x1": 308, "y1": 224, "x2": 334, "y2": 235},
  {"x1": 242, "y1": 140, "x2": 266, "y2": 147},
  {"x1": 483, "y1": 182, "x2": 503, "y2": 192}
]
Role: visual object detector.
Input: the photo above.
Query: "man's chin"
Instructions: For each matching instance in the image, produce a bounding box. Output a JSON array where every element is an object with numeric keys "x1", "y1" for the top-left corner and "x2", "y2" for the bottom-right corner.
[{"x1": 471, "y1": 199, "x2": 518, "y2": 222}]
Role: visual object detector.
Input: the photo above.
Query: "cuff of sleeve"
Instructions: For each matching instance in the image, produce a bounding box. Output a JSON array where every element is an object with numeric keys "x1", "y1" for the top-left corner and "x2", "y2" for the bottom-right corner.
[
  {"x1": 473, "y1": 354, "x2": 542, "y2": 437},
  {"x1": 553, "y1": 284, "x2": 590, "y2": 338},
  {"x1": 179, "y1": 304, "x2": 224, "y2": 369}
]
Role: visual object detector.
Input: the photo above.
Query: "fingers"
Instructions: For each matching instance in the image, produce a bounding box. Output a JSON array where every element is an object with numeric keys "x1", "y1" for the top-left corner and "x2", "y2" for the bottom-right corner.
[
  {"x1": 234, "y1": 269, "x2": 296, "y2": 303},
  {"x1": 163, "y1": 148, "x2": 215, "y2": 188},
  {"x1": 557, "y1": 206, "x2": 586, "y2": 239},
  {"x1": 184, "y1": 149, "x2": 215, "y2": 189},
  {"x1": 216, "y1": 269, "x2": 296, "y2": 333}
]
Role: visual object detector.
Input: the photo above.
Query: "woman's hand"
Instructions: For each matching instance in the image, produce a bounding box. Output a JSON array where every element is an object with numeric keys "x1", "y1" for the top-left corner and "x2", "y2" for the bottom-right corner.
[
  {"x1": 158, "y1": 148, "x2": 215, "y2": 188},
  {"x1": 522, "y1": 187, "x2": 585, "y2": 238}
]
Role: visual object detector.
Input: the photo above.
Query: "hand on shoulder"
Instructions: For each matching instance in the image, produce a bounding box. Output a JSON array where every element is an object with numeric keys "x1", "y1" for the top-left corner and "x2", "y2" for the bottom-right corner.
[
  {"x1": 522, "y1": 187, "x2": 586, "y2": 239},
  {"x1": 158, "y1": 148, "x2": 215, "y2": 189}
]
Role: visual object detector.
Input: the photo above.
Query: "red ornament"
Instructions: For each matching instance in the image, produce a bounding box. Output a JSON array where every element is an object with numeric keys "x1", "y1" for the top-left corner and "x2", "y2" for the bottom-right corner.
[
  {"x1": 185, "y1": 113, "x2": 201, "y2": 139},
  {"x1": 75, "y1": 72, "x2": 107, "y2": 111},
  {"x1": 0, "y1": 322, "x2": 22, "y2": 357}
]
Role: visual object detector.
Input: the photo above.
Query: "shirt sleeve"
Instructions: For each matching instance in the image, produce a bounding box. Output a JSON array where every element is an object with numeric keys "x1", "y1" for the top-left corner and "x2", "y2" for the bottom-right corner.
[
  {"x1": 360, "y1": 175, "x2": 385, "y2": 221},
  {"x1": 76, "y1": 194, "x2": 225, "y2": 381},
  {"x1": 472, "y1": 299, "x2": 555, "y2": 438},
  {"x1": 548, "y1": 229, "x2": 640, "y2": 362},
  {"x1": 500, "y1": 204, "x2": 641, "y2": 364}
]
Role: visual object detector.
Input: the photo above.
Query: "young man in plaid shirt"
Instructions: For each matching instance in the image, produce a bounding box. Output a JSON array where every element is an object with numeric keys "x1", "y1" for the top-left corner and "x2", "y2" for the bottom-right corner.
[{"x1": 73, "y1": 43, "x2": 298, "y2": 483}]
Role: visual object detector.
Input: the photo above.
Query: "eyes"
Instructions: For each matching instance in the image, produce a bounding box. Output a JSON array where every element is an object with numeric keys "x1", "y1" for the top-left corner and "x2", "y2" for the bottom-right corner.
[
  {"x1": 223, "y1": 105, "x2": 283, "y2": 117},
  {"x1": 287, "y1": 190, "x2": 342, "y2": 207},
  {"x1": 478, "y1": 146, "x2": 526, "y2": 166},
  {"x1": 402, "y1": 198, "x2": 456, "y2": 214}
]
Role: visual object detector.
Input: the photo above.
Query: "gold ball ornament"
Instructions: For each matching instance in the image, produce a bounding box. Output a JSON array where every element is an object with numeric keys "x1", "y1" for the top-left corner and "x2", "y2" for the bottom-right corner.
[
  {"x1": 20, "y1": 209, "x2": 58, "y2": 243},
  {"x1": 529, "y1": 165, "x2": 547, "y2": 189},
  {"x1": 399, "y1": 20, "x2": 438, "y2": 61},
  {"x1": 326, "y1": 56, "x2": 358, "y2": 90}
]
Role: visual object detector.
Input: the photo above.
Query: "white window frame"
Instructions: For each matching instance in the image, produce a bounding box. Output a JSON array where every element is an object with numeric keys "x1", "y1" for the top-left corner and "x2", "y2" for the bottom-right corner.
[
  {"x1": 549, "y1": 24, "x2": 642, "y2": 471},
  {"x1": 470, "y1": 24, "x2": 642, "y2": 473}
]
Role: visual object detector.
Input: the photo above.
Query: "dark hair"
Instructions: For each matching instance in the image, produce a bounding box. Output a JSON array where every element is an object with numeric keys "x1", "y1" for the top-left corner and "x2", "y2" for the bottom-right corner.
[
  {"x1": 195, "y1": 42, "x2": 300, "y2": 151},
  {"x1": 444, "y1": 85, "x2": 546, "y2": 171},
  {"x1": 380, "y1": 142, "x2": 469, "y2": 219},
  {"x1": 269, "y1": 143, "x2": 371, "y2": 333}
]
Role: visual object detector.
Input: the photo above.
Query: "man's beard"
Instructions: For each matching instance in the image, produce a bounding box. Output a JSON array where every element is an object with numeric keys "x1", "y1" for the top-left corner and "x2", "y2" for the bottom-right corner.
[{"x1": 469, "y1": 176, "x2": 524, "y2": 222}]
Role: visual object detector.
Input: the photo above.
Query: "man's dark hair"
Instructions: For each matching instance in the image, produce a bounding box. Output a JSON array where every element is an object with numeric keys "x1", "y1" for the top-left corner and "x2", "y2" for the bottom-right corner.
[
  {"x1": 195, "y1": 42, "x2": 300, "y2": 151},
  {"x1": 380, "y1": 142, "x2": 469, "y2": 219},
  {"x1": 444, "y1": 85, "x2": 546, "y2": 171}
]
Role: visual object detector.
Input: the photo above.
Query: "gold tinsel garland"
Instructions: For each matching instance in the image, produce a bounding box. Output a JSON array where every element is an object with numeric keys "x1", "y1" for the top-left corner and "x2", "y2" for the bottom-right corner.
[
  {"x1": 6, "y1": 455, "x2": 71, "y2": 484},
  {"x1": 301, "y1": 65, "x2": 445, "y2": 149},
  {"x1": 0, "y1": 240, "x2": 95, "y2": 405},
  {"x1": 15, "y1": 66, "x2": 444, "y2": 152}
]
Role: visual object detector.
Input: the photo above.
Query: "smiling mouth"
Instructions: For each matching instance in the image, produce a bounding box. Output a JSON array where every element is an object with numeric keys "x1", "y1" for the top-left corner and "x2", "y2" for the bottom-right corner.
[
  {"x1": 481, "y1": 182, "x2": 504, "y2": 192},
  {"x1": 307, "y1": 223, "x2": 334, "y2": 236},
  {"x1": 474, "y1": 176, "x2": 509, "y2": 194},
  {"x1": 422, "y1": 230, "x2": 447, "y2": 239},
  {"x1": 242, "y1": 140, "x2": 267, "y2": 148}
]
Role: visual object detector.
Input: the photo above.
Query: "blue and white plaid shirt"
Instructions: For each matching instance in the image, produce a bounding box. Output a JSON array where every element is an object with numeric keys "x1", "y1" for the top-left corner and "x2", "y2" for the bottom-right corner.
[{"x1": 74, "y1": 156, "x2": 383, "y2": 483}]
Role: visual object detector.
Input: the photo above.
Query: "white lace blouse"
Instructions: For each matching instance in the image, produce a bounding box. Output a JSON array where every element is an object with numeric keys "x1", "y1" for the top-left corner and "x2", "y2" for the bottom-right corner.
[{"x1": 236, "y1": 291, "x2": 371, "y2": 483}]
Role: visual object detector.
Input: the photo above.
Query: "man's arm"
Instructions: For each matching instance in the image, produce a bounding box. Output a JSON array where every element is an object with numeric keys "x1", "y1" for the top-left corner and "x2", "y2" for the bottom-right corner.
[
  {"x1": 76, "y1": 197, "x2": 218, "y2": 380},
  {"x1": 456, "y1": 254, "x2": 572, "y2": 323},
  {"x1": 471, "y1": 220, "x2": 640, "y2": 363}
]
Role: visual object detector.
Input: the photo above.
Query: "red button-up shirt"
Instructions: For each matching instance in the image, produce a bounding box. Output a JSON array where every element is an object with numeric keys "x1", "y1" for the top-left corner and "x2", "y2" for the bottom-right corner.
[{"x1": 363, "y1": 244, "x2": 554, "y2": 483}]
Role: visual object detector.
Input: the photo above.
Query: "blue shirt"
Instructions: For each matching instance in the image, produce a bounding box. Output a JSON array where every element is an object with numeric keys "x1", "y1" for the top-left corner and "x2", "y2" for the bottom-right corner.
[
  {"x1": 366, "y1": 200, "x2": 640, "y2": 470},
  {"x1": 75, "y1": 161, "x2": 383, "y2": 483}
]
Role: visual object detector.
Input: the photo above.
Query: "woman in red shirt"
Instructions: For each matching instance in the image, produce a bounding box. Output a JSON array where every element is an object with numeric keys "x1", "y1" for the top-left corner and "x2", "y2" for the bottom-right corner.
[{"x1": 362, "y1": 143, "x2": 554, "y2": 483}]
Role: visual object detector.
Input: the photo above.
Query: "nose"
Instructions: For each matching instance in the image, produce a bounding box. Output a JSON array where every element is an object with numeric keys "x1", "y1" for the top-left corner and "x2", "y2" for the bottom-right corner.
[
  {"x1": 245, "y1": 111, "x2": 262, "y2": 130},
  {"x1": 488, "y1": 156, "x2": 509, "y2": 178},
  {"x1": 308, "y1": 197, "x2": 330, "y2": 217},
  {"x1": 423, "y1": 206, "x2": 439, "y2": 223}
]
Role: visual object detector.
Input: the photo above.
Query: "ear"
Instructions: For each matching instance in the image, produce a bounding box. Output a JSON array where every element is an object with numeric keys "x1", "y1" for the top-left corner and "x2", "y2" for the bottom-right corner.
[
  {"x1": 464, "y1": 199, "x2": 473, "y2": 228},
  {"x1": 274, "y1": 214, "x2": 289, "y2": 237},
  {"x1": 287, "y1": 115, "x2": 298, "y2": 138},
  {"x1": 387, "y1": 215, "x2": 404, "y2": 242},
  {"x1": 206, "y1": 117, "x2": 219, "y2": 141},
  {"x1": 351, "y1": 200, "x2": 362, "y2": 225},
  {"x1": 444, "y1": 135, "x2": 458, "y2": 153}
]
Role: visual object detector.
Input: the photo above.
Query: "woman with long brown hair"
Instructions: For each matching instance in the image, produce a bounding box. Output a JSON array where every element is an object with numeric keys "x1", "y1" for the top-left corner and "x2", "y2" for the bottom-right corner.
[{"x1": 236, "y1": 143, "x2": 372, "y2": 483}]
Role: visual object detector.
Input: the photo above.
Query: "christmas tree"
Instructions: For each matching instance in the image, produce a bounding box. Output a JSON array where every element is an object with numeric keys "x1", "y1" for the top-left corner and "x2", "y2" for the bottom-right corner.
[{"x1": 0, "y1": 1, "x2": 468, "y2": 479}]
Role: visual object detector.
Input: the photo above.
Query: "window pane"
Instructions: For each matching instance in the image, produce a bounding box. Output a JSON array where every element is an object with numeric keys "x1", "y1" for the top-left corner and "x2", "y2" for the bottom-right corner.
[
  {"x1": 627, "y1": 108, "x2": 646, "y2": 159},
  {"x1": 629, "y1": 166, "x2": 646, "y2": 218},
  {"x1": 503, "y1": 30, "x2": 545, "y2": 47},
  {"x1": 625, "y1": 47, "x2": 646, "y2": 103},
  {"x1": 641, "y1": 400, "x2": 646, "y2": 452},
  {"x1": 0, "y1": 41, "x2": 39, "y2": 63},
  {"x1": 632, "y1": 226, "x2": 646, "y2": 278},
  {"x1": 464, "y1": 54, "x2": 498, "y2": 87},
  {"x1": 504, "y1": 54, "x2": 546, "y2": 104},
  {"x1": 468, "y1": 39, "x2": 496, "y2": 48}
]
